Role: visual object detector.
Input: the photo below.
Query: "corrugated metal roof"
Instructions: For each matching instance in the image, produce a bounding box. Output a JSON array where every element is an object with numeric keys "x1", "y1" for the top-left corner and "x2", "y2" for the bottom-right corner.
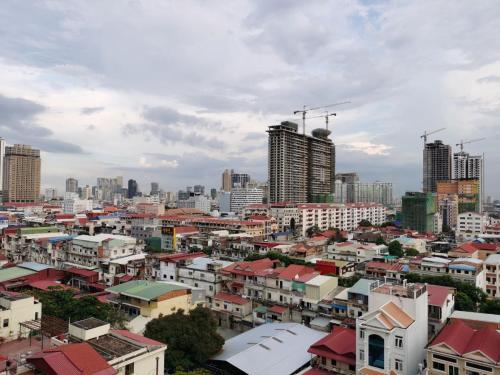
[
  {"x1": 106, "y1": 280, "x2": 187, "y2": 301},
  {"x1": 18, "y1": 262, "x2": 52, "y2": 271},
  {"x1": 0, "y1": 266, "x2": 36, "y2": 283}
]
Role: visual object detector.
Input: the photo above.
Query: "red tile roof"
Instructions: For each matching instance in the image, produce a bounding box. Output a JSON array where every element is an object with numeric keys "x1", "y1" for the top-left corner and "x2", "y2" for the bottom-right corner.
[
  {"x1": 276, "y1": 264, "x2": 316, "y2": 281},
  {"x1": 29, "y1": 280, "x2": 76, "y2": 292},
  {"x1": 366, "y1": 261, "x2": 403, "y2": 271},
  {"x1": 159, "y1": 252, "x2": 206, "y2": 263},
  {"x1": 214, "y1": 292, "x2": 249, "y2": 305},
  {"x1": 268, "y1": 305, "x2": 288, "y2": 314},
  {"x1": 65, "y1": 267, "x2": 98, "y2": 278},
  {"x1": 427, "y1": 284, "x2": 454, "y2": 307},
  {"x1": 174, "y1": 226, "x2": 199, "y2": 234},
  {"x1": 452, "y1": 243, "x2": 479, "y2": 254},
  {"x1": 29, "y1": 343, "x2": 116, "y2": 375},
  {"x1": 221, "y1": 258, "x2": 274, "y2": 276},
  {"x1": 471, "y1": 242, "x2": 497, "y2": 251},
  {"x1": 308, "y1": 327, "x2": 356, "y2": 365},
  {"x1": 430, "y1": 319, "x2": 500, "y2": 363}
]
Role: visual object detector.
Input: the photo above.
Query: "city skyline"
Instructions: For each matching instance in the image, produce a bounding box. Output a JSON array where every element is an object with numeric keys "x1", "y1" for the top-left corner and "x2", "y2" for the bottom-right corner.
[{"x1": 0, "y1": 1, "x2": 499, "y2": 197}]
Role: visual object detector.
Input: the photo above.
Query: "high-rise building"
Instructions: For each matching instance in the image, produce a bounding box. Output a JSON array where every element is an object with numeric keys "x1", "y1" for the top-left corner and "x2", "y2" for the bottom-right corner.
[
  {"x1": 453, "y1": 151, "x2": 484, "y2": 212},
  {"x1": 401, "y1": 192, "x2": 437, "y2": 233},
  {"x1": 231, "y1": 173, "x2": 250, "y2": 189},
  {"x1": 128, "y1": 179, "x2": 138, "y2": 199},
  {"x1": 193, "y1": 184, "x2": 205, "y2": 195},
  {"x1": 230, "y1": 187, "x2": 264, "y2": 214},
  {"x1": 0, "y1": 138, "x2": 5, "y2": 192},
  {"x1": 335, "y1": 172, "x2": 359, "y2": 184},
  {"x1": 222, "y1": 169, "x2": 232, "y2": 192},
  {"x1": 334, "y1": 180, "x2": 393, "y2": 205},
  {"x1": 268, "y1": 121, "x2": 335, "y2": 203},
  {"x1": 210, "y1": 188, "x2": 217, "y2": 200},
  {"x1": 423, "y1": 140, "x2": 452, "y2": 193},
  {"x1": 150, "y1": 182, "x2": 159, "y2": 195},
  {"x1": 44, "y1": 188, "x2": 58, "y2": 201},
  {"x1": 2, "y1": 144, "x2": 41, "y2": 203},
  {"x1": 66, "y1": 178, "x2": 78, "y2": 193},
  {"x1": 436, "y1": 179, "x2": 480, "y2": 213}
]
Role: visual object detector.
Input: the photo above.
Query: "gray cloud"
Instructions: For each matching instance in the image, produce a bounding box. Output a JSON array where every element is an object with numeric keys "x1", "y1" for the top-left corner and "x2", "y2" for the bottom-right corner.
[
  {"x1": 0, "y1": 94, "x2": 86, "y2": 154},
  {"x1": 81, "y1": 106, "x2": 104, "y2": 115},
  {"x1": 477, "y1": 75, "x2": 500, "y2": 84}
]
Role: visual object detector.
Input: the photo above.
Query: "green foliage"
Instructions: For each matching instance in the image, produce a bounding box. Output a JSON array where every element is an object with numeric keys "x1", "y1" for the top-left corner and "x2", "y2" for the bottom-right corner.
[
  {"x1": 404, "y1": 248, "x2": 420, "y2": 257},
  {"x1": 306, "y1": 225, "x2": 321, "y2": 238},
  {"x1": 380, "y1": 222, "x2": 394, "y2": 228},
  {"x1": 174, "y1": 369, "x2": 212, "y2": 375},
  {"x1": 144, "y1": 307, "x2": 224, "y2": 372},
  {"x1": 358, "y1": 219, "x2": 372, "y2": 227},
  {"x1": 32, "y1": 290, "x2": 126, "y2": 327},
  {"x1": 388, "y1": 241, "x2": 404, "y2": 258},
  {"x1": 479, "y1": 299, "x2": 500, "y2": 314},
  {"x1": 338, "y1": 274, "x2": 362, "y2": 287},
  {"x1": 375, "y1": 236, "x2": 386, "y2": 245},
  {"x1": 326, "y1": 228, "x2": 347, "y2": 245},
  {"x1": 403, "y1": 273, "x2": 486, "y2": 311}
]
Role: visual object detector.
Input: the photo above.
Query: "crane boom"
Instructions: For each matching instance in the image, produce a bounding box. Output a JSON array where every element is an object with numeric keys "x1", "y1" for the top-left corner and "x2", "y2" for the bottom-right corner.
[
  {"x1": 293, "y1": 101, "x2": 350, "y2": 134},
  {"x1": 305, "y1": 112, "x2": 337, "y2": 130},
  {"x1": 456, "y1": 137, "x2": 485, "y2": 152},
  {"x1": 421, "y1": 127, "x2": 446, "y2": 143}
]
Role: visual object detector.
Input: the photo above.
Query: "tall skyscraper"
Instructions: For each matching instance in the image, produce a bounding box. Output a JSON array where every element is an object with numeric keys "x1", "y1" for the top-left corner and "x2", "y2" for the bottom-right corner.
[
  {"x1": 128, "y1": 179, "x2": 138, "y2": 199},
  {"x1": 0, "y1": 138, "x2": 5, "y2": 192},
  {"x1": 453, "y1": 151, "x2": 484, "y2": 212},
  {"x1": 193, "y1": 184, "x2": 205, "y2": 195},
  {"x1": 268, "y1": 121, "x2": 335, "y2": 203},
  {"x1": 2, "y1": 144, "x2": 41, "y2": 202},
  {"x1": 150, "y1": 182, "x2": 159, "y2": 195},
  {"x1": 66, "y1": 178, "x2": 78, "y2": 193},
  {"x1": 231, "y1": 172, "x2": 250, "y2": 189},
  {"x1": 222, "y1": 169, "x2": 232, "y2": 192},
  {"x1": 423, "y1": 140, "x2": 452, "y2": 193}
]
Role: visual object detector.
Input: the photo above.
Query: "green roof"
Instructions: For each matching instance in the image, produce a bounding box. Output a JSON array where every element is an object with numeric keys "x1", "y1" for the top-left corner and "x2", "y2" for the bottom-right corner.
[
  {"x1": 106, "y1": 280, "x2": 187, "y2": 301},
  {"x1": 0, "y1": 267, "x2": 36, "y2": 283},
  {"x1": 254, "y1": 305, "x2": 267, "y2": 313}
]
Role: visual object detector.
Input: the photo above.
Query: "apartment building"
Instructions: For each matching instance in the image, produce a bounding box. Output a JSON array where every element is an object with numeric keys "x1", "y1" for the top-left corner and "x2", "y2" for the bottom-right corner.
[
  {"x1": 2, "y1": 144, "x2": 41, "y2": 203},
  {"x1": 484, "y1": 254, "x2": 500, "y2": 299},
  {"x1": 423, "y1": 140, "x2": 452, "y2": 193},
  {"x1": 230, "y1": 187, "x2": 263, "y2": 214},
  {"x1": 456, "y1": 212, "x2": 488, "y2": 241},
  {"x1": 298, "y1": 203, "x2": 385, "y2": 237}
]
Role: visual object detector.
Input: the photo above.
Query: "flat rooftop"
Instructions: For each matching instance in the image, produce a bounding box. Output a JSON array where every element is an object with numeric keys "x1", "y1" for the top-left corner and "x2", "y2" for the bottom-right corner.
[
  {"x1": 86, "y1": 334, "x2": 143, "y2": 360},
  {"x1": 71, "y1": 317, "x2": 109, "y2": 330}
]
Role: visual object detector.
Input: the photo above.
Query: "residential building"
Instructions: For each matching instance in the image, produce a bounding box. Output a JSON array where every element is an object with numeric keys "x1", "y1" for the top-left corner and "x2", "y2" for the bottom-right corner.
[
  {"x1": 484, "y1": 254, "x2": 500, "y2": 299},
  {"x1": 268, "y1": 121, "x2": 335, "y2": 203},
  {"x1": 231, "y1": 172, "x2": 250, "y2": 189},
  {"x1": 0, "y1": 291, "x2": 42, "y2": 342},
  {"x1": 218, "y1": 191, "x2": 231, "y2": 213},
  {"x1": 427, "y1": 313, "x2": 500, "y2": 375},
  {"x1": 299, "y1": 203, "x2": 385, "y2": 236},
  {"x1": 106, "y1": 280, "x2": 205, "y2": 318},
  {"x1": 210, "y1": 322, "x2": 327, "y2": 375},
  {"x1": 307, "y1": 327, "x2": 357, "y2": 375},
  {"x1": 427, "y1": 284, "x2": 455, "y2": 337},
  {"x1": 454, "y1": 150, "x2": 484, "y2": 212},
  {"x1": 401, "y1": 192, "x2": 436, "y2": 233},
  {"x1": 356, "y1": 282, "x2": 428, "y2": 375},
  {"x1": 230, "y1": 187, "x2": 263, "y2": 214},
  {"x1": 423, "y1": 140, "x2": 452, "y2": 193},
  {"x1": 63, "y1": 192, "x2": 93, "y2": 214},
  {"x1": 44, "y1": 187, "x2": 58, "y2": 200},
  {"x1": 456, "y1": 212, "x2": 488, "y2": 241},
  {"x1": 2, "y1": 144, "x2": 41, "y2": 202},
  {"x1": 150, "y1": 181, "x2": 159, "y2": 195},
  {"x1": 334, "y1": 180, "x2": 393, "y2": 205},
  {"x1": 177, "y1": 194, "x2": 211, "y2": 213},
  {"x1": 212, "y1": 292, "x2": 252, "y2": 329},
  {"x1": 29, "y1": 317, "x2": 167, "y2": 375},
  {"x1": 66, "y1": 177, "x2": 78, "y2": 193},
  {"x1": 437, "y1": 193, "x2": 459, "y2": 231}
]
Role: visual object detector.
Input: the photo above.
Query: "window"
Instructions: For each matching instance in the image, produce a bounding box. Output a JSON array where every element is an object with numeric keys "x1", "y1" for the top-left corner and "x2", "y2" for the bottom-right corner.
[
  {"x1": 395, "y1": 359, "x2": 403, "y2": 371},
  {"x1": 125, "y1": 363, "x2": 134, "y2": 375},
  {"x1": 395, "y1": 336, "x2": 403, "y2": 348},
  {"x1": 359, "y1": 329, "x2": 365, "y2": 339},
  {"x1": 3, "y1": 319, "x2": 8, "y2": 328},
  {"x1": 433, "y1": 362, "x2": 445, "y2": 371},
  {"x1": 433, "y1": 354, "x2": 457, "y2": 363},
  {"x1": 321, "y1": 357, "x2": 326, "y2": 365},
  {"x1": 448, "y1": 366, "x2": 459, "y2": 375},
  {"x1": 359, "y1": 349, "x2": 365, "y2": 361},
  {"x1": 465, "y1": 362, "x2": 493, "y2": 372},
  {"x1": 331, "y1": 359, "x2": 337, "y2": 366}
]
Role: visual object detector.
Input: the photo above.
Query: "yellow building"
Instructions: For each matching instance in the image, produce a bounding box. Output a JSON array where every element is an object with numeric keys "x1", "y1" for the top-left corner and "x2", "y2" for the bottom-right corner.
[{"x1": 106, "y1": 280, "x2": 205, "y2": 318}]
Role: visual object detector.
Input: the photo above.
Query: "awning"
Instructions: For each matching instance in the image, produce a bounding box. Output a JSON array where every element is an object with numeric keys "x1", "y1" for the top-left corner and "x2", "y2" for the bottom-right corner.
[{"x1": 332, "y1": 303, "x2": 347, "y2": 310}]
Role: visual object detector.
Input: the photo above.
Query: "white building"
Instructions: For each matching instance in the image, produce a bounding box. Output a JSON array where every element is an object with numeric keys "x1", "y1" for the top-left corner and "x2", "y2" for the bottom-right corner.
[
  {"x1": 218, "y1": 191, "x2": 231, "y2": 213},
  {"x1": 456, "y1": 212, "x2": 488, "y2": 241},
  {"x1": 0, "y1": 292, "x2": 42, "y2": 342},
  {"x1": 298, "y1": 203, "x2": 385, "y2": 237},
  {"x1": 63, "y1": 192, "x2": 93, "y2": 214},
  {"x1": 484, "y1": 253, "x2": 500, "y2": 299},
  {"x1": 356, "y1": 282, "x2": 428, "y2": 375},
  {"x1": 44, "y1": 188, "x2": 58, "y2": 200},
  {"x1": 177, "y1": 194, "x2": 211, "y2": 213},
  {"x1": 230, "y1": 187, "x2": 263, "y2": 214}
]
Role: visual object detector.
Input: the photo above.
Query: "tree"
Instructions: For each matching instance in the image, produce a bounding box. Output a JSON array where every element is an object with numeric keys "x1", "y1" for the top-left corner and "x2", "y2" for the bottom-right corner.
[
  {"x1": 388, "y1": 241, "x2": 404, "y2": 258},
  {"x1": 174, "y1": 369, "x2": 212, "y2": 375},
  {"x1": 338, "y1": 274, "x2": 362, "y2": 288},
  {"x1": 358, "y1": 219, "x2": 372, "y2": 227},
  {"x1": 306, "y1": 225, "x2": 321, "y2": 238},
  {"x1": 31, "y1": 290, "x2": 126, "y2": 327},
  {"x1": 144, "y1": 307, "x2": 224, "y2": 372},
  {"x1": 375, "y1": 236, "x2": 386, "y2": 245},
  {"x1": 405, "y1": 248, "x2": 420, "y2": 257},
  {"x1": 479, "y1": 299, "x2": 500, "y2": 314},
  {"x1": 456, "y1": 292, "x2": 475, "y2": 311}
]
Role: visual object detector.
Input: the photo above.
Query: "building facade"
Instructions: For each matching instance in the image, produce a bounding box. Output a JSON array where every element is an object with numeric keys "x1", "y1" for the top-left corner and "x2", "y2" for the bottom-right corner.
[
  {"x1": 2, "y1": 144, "x2": 41, "y2": 202},
  {"x1": 401, "y1": 192, "x2": 436, "y2": 233},
  {"x1": 454, "y1": 151, "x2": 483, "y2": 212},
  {"x1": 423, "y1": 140, "x2": 452, "y2": 193}
]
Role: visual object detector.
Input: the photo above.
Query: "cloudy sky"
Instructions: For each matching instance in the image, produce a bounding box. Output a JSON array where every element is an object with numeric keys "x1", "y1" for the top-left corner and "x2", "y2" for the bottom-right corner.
[{"x1": 1, "y1": 1, "x2": 499, "y2": 197}]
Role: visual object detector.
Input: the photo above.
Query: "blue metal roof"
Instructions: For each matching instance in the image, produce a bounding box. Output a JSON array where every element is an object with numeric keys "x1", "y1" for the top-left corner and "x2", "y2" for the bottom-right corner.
[
  {"x1": 18, "y1": 262, "x2": 53, "y2": 272},
  {"x1": 48, "y1": 235, "x2": 74, "y2": 243}
]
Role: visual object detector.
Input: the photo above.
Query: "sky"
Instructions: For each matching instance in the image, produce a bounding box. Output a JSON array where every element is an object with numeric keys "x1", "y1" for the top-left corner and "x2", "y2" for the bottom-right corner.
[{"x1": 0, "y1": 0, "x2": 499, "y2": 197}]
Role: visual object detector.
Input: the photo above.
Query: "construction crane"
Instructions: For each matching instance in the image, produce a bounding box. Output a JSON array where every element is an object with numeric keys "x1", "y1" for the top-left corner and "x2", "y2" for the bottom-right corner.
[
  {"x1": 420, "y1": 127, "x2": 446, "y2": 144},
  {"x1": 293, "y1": 101, "x2": 350, "y2": 134},
  {"x1": 305, "y1": 112, "x2": 337, "y2": 130},
  {"x1": 456, "y1": 138, "x2": 485, "y2": 152}
]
